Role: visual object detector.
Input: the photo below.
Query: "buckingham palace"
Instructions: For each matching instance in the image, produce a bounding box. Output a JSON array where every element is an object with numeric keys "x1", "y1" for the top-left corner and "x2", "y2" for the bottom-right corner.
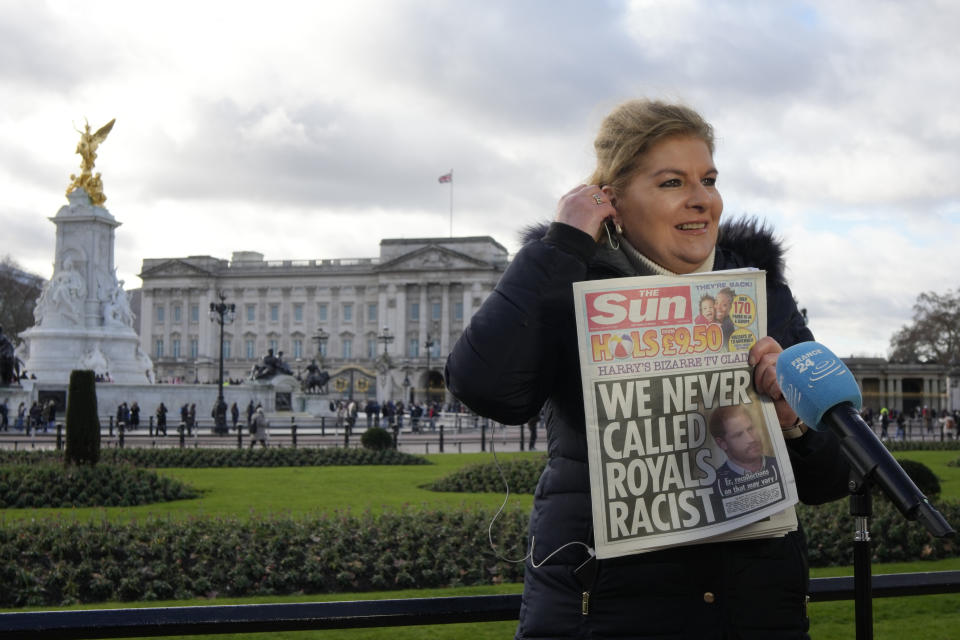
[{"x1": 137, "y1": 235, "x2": 509, "y2": 405}]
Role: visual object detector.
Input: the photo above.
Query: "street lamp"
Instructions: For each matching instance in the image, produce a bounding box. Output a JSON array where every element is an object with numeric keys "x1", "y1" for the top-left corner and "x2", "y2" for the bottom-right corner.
[
  {"x1": 424, "y1": 322, "x2": 438, "y2": 403},
  {"x1": 209, "y1": 291, "x2": 235, "y2": 435},
  {"x1": 376, "y1": 327, "x2": 395, "y2": 402},
  {"x1": 377, "y1": 326, "x2": 394, "y2": 355}
]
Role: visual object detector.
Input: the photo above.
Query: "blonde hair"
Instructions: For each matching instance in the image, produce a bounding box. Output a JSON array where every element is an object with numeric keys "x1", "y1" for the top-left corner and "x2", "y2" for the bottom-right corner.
[{"x1": 588, "y1": 99, "x2": 715, "y2": 196}]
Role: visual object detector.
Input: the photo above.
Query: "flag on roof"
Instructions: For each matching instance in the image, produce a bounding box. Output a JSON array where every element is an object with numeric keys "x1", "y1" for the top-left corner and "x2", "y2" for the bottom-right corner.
[{"x1": 438, "y1": 171, "x2": 452, "y2": 183}]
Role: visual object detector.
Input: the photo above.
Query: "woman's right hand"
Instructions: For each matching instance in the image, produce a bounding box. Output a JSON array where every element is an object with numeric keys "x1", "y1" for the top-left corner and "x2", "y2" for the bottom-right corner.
[{"x1": 555, "y1": 184, "x2": 616, "y2": 242}]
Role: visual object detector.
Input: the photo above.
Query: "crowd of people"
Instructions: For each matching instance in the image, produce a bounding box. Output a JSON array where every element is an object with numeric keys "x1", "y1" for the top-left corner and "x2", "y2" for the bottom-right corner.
[
  {"x1": 0, "y1": 399, "x2": 57, "y2": 433},
  {"x1": 360, "y1": 399, "x2": 447, "y2": 433},
  {"x1": 861, "y1": 405, "x2": 959, "y2": 440}
]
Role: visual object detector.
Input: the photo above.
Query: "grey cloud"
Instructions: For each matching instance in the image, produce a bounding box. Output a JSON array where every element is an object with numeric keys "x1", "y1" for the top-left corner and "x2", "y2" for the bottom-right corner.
[
  {"x1": 129, "y1": 96, "x2": 555, "y2": 219},
  {"x1": 0, "y1": 5, "x2": 123, "y2": 92}
]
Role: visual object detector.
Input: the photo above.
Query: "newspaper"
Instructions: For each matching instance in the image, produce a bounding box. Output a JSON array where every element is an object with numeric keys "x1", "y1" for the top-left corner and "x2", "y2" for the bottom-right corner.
[{"x1": 573, "y1": 269, "x2": 798, "y2": 559}]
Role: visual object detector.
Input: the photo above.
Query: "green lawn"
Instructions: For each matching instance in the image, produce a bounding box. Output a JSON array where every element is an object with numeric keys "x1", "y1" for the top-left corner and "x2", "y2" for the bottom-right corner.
[
  {"x1": 0, "y1": 452, "x2": 539, "y2": 524},
  {"x1": 1, "y1": 448, "x2": 958, "y2": 638}
]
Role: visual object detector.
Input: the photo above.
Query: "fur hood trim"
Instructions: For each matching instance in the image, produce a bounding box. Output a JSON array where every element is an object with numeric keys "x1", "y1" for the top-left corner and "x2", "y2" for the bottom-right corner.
[{"x1": 520, "y1": 216, "x2": 790, "y2": 285}]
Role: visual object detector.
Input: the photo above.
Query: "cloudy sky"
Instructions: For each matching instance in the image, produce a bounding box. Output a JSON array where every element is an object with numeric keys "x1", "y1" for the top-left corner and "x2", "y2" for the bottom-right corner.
[{"x1": 2, "y1": 0, "x2": 959, "y2": 358}]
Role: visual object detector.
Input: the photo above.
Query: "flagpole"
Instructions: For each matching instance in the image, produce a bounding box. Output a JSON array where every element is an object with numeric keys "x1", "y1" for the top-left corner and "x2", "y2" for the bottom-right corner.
[{"x1": 449, "y1": 169, "x2": 453, "y2": 237}]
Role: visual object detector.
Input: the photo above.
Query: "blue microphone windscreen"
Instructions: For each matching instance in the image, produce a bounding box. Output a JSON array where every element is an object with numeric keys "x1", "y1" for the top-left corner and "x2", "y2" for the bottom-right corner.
[{"x1": 776, "y1": 341, "x2": 863, "y2": 431}]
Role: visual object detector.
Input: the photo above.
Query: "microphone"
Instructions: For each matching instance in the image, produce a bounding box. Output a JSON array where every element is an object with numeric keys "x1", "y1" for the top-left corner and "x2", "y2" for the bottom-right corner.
[{"x1": 777, "y1": 341, "x2": 955, "y2": 538}]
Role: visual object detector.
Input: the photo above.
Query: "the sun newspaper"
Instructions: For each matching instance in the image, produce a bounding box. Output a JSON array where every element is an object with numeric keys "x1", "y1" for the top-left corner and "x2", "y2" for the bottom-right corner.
[{"x1": 573, "y1": 269, "x2": 799, "y2": 559}]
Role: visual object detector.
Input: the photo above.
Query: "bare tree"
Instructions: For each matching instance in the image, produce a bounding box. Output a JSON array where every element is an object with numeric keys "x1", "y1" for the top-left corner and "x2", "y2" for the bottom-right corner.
[
  {"x1": 889, "y1": 290, "x2": 960, "y2": 364},
  {"x1": 0, "y1": 256, "x2": 44, "y2": 344}
]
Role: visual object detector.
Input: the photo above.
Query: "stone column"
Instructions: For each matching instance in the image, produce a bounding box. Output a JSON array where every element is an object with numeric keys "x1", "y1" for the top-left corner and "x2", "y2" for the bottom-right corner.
[
  {"x1": 418, "y1": 285, "x2": 428, "y2": 357},
  {"x1": 396, "y1": 284, "x2": 407, "y2": 357},
  {"x1": 199, "y1": 287, "x2": 214, "y2": 359},
  {"x1": 440, "y1": 283, "x2": 450, "y2": 355},
  {"x1": 140, "y1": 289, "x2": 154, "y2": 358}
]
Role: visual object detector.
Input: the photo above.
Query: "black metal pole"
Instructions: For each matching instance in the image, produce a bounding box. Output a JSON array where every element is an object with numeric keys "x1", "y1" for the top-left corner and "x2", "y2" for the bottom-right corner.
[{"x1": 850, "y1": 477, "x2": 874, "y2": 640}]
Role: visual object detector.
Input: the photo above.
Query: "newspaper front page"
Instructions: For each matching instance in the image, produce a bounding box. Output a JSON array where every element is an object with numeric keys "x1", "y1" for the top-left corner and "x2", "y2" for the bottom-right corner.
[{"x1": 573, "y1": 269, "x2": 799, "y2": 559}]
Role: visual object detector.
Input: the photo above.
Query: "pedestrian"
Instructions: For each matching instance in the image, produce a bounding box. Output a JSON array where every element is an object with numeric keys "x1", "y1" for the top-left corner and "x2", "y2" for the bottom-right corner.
[
  {"x1": 880, "y1": 407, "x2": 890, "y2": 439},
  {"x1": 15, "y1": 402, "x2": 25, "y2": 430},
  {"x1": 943, "y1": 414, "x2": 957, "y2": 440},
  {"x1": 46, "y1": 400, "x2": 57, "y2": 432},
  {"x1": 28, "y1": 401, "x2": 41, "y2": 433},
  {"x1": 347, "y1": 400, "x2": 358, "y2": 433},
  {"x1": 249, "y1": 405, "x2": 269, "y2": 448},
  {"x1": 41, "y1": 400, "x2": 53, "y2": 433},
  {"x1": 527, "y1": 413, "x2": 538, "y2": 450},
  {"x1": 365, "y1": 400, "x2": 375, "y2": 428},
  {"x1": 231, "y1": 402, "x2": 240, "y2": 430},
  {"x1": 130, "y1": 402, "x2": 140, "y2": 429},
  {"x1": 895, "y1": 410, "x2": 906, "y2": 440},
  {"x1": 156, "y1": 402, "x2": 168, "y2": 436},
  {"x1": 188, "y1": 403, "x2": 197, "y2": 434},
  {"x1": 411, "y1": 403, "x2": 422, "y2": 432},
  {"x1": 0, "y1": 398, "x2": 8, "y2": 431}
]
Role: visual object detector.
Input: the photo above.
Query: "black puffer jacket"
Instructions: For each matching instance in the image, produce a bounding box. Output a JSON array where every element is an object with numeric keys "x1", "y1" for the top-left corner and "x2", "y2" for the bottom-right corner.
[{"x1": 446, "y1": 220, "x2": 850, "y2": 640}]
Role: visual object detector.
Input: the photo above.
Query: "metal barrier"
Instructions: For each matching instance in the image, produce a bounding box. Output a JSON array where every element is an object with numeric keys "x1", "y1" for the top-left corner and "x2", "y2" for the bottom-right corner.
[{"x1": 0, "y1": 571, "x2": 958, "y2": 639}]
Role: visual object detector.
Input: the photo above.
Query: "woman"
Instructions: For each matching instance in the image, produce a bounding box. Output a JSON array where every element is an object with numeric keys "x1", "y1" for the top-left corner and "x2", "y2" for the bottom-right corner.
[{"x1": 445, "y1": 100, "x2": 850, "y2": 639}]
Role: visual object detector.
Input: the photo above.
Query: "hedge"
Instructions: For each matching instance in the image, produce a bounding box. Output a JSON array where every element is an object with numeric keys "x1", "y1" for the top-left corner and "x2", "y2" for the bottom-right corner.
[
  {"x1": 0, "y1": 447, "x2": 429, "y2": 469},
  {"x1": 884, "y1": 440, "x2": 960, "y2": 451},
  {"x1": 428, "y1": 457, "x2": 944, "y2": 502},
  {"x1": 427, "y1": 456, "x2": 547, "y2": 493},
  {"x1": 0, "y1": 499, "x2": 957, "y2": 607},
  {"x1": 0, "y1": 464, "x2": 198, "y2": 508},
  {"x1": 0, "y1": 508, "x2": 528, "y2": 607}
]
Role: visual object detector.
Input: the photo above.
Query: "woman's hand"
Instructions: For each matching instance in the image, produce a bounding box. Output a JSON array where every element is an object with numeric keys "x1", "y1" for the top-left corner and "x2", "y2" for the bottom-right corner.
[
  {"x1": 748, "y1": 336, "x2": 801, "y2": 430},
  {"x1": 555, "y1": 184, "x2": 616, "y2": 242}
]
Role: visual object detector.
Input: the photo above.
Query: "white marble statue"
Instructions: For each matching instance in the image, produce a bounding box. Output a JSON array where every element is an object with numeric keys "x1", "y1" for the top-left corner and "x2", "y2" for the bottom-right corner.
[
  {"x1": 102, "y1": 277, "x2": 134, "y2": 328},
  {"x1": 34, "y1": 255, "x2": 86, "y2": 327},
  {"x1": 79, "y1": 342, "x2": 109, "y2": 375}
]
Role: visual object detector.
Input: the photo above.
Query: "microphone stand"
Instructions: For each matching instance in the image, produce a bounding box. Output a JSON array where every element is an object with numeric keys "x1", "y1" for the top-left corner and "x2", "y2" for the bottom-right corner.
[
  {"x1": 847, "y1": 470, "x2": 873, "y2": 640},
  {"x1": 828, "y1": 403, "x2": 955, "y2": 640}
]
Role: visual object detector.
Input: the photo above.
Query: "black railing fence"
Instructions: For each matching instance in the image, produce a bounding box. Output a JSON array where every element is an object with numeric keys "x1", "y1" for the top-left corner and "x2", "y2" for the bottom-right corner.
[
  {"x1": 2, "y1": 413, "x2": 957, "y2": 455},
  {"x1": 1, "y1": 571, "x2": 958, "y2": 639}
]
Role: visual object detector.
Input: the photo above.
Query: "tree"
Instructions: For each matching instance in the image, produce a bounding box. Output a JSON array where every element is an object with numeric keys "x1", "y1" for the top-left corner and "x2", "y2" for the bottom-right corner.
[
  {"x1": 889, "y1": 290, "x2": 960, "y2": 364},
  {"x1": 65, "y1": 369, "x2": 101, "y2": 465},
  {"x1": 0, "y1": 256, "x2": 44, "y2": 344}
]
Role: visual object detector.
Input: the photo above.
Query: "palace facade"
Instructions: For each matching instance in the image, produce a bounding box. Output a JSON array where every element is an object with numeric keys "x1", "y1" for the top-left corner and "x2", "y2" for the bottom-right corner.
[
  {"x1": 136, "y1": 234, "x2": 960, "y2": 415},
  {"x1": 137, "y1": 236, "x2": 509, "y2": 406}
]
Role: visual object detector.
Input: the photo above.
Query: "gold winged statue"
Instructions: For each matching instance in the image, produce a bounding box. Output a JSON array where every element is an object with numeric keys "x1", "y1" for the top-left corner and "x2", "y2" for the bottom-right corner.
[{"x1": 66, "y1": 118, "x2": 115, "y2": 206}]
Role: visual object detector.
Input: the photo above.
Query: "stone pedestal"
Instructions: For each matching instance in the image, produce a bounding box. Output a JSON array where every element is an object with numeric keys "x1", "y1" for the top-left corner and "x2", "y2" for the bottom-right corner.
[{"x1": 18, "y1": 190, "x2": 154, "y2": 384}]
